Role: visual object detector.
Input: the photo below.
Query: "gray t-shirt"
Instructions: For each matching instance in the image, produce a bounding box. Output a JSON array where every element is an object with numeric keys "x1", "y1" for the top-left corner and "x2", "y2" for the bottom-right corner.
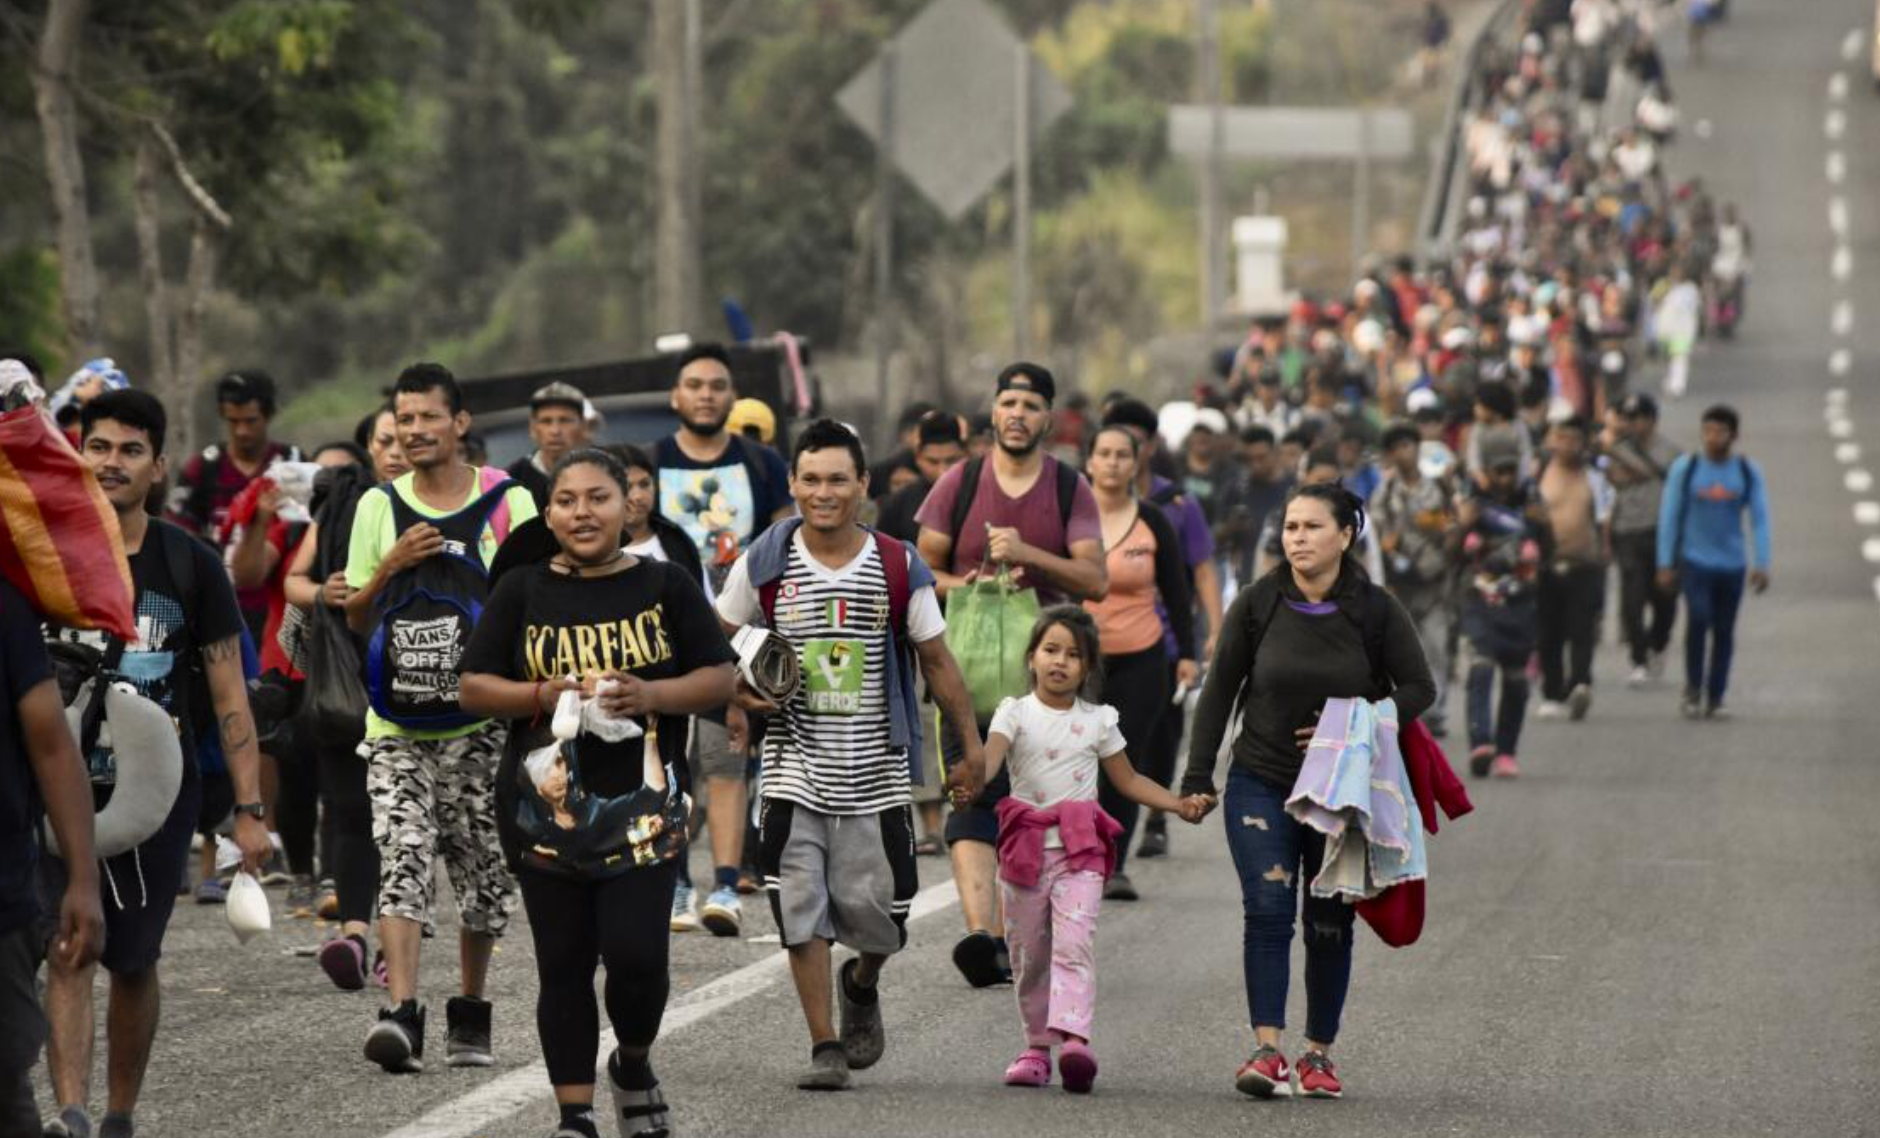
[{"x1": 1607, "y1": 434, "x2": 1681, "y2": 535}]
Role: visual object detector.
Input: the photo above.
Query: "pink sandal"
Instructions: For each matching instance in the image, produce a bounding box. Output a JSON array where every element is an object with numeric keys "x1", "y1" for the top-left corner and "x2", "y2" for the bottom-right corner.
[
  {"x1": 1058, "y1": 1040, "x2": 1099, "y2": 1094},
  {"x1": 1003, "y1": 1048, "x2": 1052, "y2": 1087}
]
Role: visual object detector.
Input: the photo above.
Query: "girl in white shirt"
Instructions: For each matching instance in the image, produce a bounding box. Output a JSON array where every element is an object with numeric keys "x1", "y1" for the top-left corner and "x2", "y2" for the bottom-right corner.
[{"x1": 980, "y1": 606, "x2": 1214, "y2": 1094}]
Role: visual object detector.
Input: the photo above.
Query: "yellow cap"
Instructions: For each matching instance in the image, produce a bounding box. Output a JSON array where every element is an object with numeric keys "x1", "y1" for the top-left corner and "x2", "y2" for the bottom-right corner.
[{"x1": 727, "y1": 397, "x2": 776, "y2": 444}]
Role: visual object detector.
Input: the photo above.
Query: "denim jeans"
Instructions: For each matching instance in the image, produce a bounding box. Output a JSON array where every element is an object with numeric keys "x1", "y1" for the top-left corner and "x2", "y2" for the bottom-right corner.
[
  {"x1": 1462, "y1": 596, "x2": 1535, "y2": 757},
  {"x1": 1681, "y1": 564, "x2": 1746, "y2": 703},
  {"x1": 1222, "y1": 767, "x2": 1354, "y2": 1044}
]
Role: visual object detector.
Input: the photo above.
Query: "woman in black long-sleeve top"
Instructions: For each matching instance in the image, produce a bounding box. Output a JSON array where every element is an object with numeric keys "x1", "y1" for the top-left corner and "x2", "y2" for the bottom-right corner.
[{"x1": 1182, "y1": 482, "x2": 1434, "y2": 1101}]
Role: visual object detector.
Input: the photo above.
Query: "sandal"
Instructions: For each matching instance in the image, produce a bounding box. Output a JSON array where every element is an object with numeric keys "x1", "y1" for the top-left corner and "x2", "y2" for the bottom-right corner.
[
  {"x1": 608, "y1": 1052, "x2": 672, "y2": 1138},
  {"x1": 1003, "y1": 1048, "x2": 1052, "y2": 1087}
]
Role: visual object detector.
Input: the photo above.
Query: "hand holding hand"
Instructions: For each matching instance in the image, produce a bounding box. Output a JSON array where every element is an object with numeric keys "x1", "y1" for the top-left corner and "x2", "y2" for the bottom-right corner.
[
  {"x1": 1176, "y1": 793, "x2": 1216, "y2": 824},
  {"x1": 946, "y1": 754, "x2": 985, "y2": 806}
]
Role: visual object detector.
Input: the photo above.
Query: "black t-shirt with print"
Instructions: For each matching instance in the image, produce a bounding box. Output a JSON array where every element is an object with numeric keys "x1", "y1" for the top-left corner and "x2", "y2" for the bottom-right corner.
[
  {"x1": 49, "y1": 520, "x2": 244, "y2": 784},
  {"x1": 462, "y1": 557, "x2": 735, "y2": 800},
  {"x1": 1, "y1": 579, "x2": 54, "y2": 934}
]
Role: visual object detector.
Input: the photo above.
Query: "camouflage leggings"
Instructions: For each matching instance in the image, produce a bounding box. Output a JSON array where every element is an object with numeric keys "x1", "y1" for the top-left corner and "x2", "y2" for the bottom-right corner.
[{"x1": 363, "y1": 722, "x2": 515, "y2": 937}]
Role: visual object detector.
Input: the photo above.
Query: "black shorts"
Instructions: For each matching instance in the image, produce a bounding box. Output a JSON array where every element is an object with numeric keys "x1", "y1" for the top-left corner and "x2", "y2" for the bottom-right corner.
[
  {"x1": 939, "y1": 715, "x2": 1005, "y2": 847},
  {"x1": 40, "y1": 772, "x2": 201, "y2": 976}
]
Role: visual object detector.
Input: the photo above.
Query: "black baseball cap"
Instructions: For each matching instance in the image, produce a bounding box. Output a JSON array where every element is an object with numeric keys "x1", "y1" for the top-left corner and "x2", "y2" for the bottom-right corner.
[
  {"x1": 1618, "y1": 392, "x2": 1658, "y2": 419},
  {"x1": 995, "y1": 361, "x2": 1056, "y2": 406}
]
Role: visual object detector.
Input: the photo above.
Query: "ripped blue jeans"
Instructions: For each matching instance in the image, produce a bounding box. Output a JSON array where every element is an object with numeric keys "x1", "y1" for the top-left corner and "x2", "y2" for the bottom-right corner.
[{"x1": 1222, "y1": 766, "x2": 1355, "y2": 1044}]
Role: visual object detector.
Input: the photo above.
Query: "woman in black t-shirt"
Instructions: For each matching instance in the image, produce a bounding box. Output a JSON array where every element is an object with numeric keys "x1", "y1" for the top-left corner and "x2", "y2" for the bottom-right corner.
[{"x1": 461, "y1": 448, "x2": 735, "y2": 1138}]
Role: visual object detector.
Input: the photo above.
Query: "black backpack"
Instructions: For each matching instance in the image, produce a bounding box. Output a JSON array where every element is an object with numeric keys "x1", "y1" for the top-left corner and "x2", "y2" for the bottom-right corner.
[{"x1": 364, "y1": 479, "x2": 514, "y2": 730}]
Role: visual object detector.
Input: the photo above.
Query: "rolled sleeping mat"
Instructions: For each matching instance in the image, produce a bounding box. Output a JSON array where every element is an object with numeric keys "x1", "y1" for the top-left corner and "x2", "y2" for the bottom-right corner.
[
  {"x1": 730, "y1": 625, "x2": 800, "y2": 705},
  {"x1": 45, "y1": 682, "x2": 184, "y2": 859}
]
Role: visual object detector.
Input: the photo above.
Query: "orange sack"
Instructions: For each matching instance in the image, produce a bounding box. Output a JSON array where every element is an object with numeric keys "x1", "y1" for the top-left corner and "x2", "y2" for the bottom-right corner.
[{"x1": 0, "y1": 404, "x2": 134, "y2": 639}]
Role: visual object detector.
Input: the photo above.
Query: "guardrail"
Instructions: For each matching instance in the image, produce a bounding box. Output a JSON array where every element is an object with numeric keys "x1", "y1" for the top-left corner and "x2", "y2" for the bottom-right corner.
[{"x1": 1416, "y1": 0, "x2": 1521, "y2": 260}]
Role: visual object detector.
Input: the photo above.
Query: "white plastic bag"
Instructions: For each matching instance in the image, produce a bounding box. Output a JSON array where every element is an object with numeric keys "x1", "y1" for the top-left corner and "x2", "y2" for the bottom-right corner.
[
  {"x1": 550, "y1": 678, "x2": 644, "y2": 743},
  {"x1": 226, "y1": 871, "x2": 271, "y2": 944},
  {"x1": 262, "y1": 459, "x2": 324, "y2": 524}
]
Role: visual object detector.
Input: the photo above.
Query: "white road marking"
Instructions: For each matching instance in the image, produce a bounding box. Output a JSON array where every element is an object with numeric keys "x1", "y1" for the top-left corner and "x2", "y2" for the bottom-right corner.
[
  {"x1": 1863, "y1": 538, "x2": 1880, "y2": 563},
  {"x1": 1830, "y1": 418, "x2": 1855, "y2": 438},
  {"x1": 377, "y1": 880, "x2": 963, "y2": 1138},
  {"x1": 1838, "y1": 443, "x2": 1863, "y2": 464},
  {"x1": 1844, "y1": 28, "x2": 1865, "y2": 61},
  {"x1": 1693, "y1": 117, "x2": 1713, "y2": 140},
  {"x1": 1828, "y1": 150, "x2": 1847, "y2": 184},
  {"x1": 1831, "y1": 350, "x2": 1852, "y2": 376},
  {"x1": 1848, "y1": 469, "x2": 1875, "y2": 494},
  {"x1": 1858, "y1": 501, "x2": 1880, "y2": 525},
  {"x1": 1834, "y1": 245, "x2": 1854, "y2": 281},
  {"x1": 1828, "y1": 386, "x2": 1849, "y2": 405},
  {"x1": 1832, "y1": 299, "x2": 1854, "y2": 336},
  {"x1": 1827, "y1": 108, "x2": 1847, "y2": 139},
  {"x1": 1831, "y1": 71, "x2": 1851, "y2": 101},
  {"x1": 1829, "y1": 196, "x2": 1849, "y2": 237}
]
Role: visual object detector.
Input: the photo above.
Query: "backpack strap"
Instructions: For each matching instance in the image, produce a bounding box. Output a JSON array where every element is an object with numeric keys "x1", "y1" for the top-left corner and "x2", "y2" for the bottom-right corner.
[
  {"x1": 872, "y1": 530, "x2": 911, "y2": 636},
  {"x1": 1053, "y1": 459, "x2": 1078, "y2": 527},
  {"x1": 946, "y1": 457, "x2": 985, "y2": 551},
  {"x1": 384, "y1": 476, "x2": 516, "y2": 569},
  {"x1": 1148, "y1": 480, "x2": 1182, "y2": 508},
  {"x1": 1670, "y1": 453, "x2": 1698, "y2": 568}
]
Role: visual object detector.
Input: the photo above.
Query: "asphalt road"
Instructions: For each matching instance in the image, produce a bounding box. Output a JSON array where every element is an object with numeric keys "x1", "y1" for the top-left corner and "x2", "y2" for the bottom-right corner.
[{"x1": 28, "y1": 2, "x2": 1880, "y2": 1135}]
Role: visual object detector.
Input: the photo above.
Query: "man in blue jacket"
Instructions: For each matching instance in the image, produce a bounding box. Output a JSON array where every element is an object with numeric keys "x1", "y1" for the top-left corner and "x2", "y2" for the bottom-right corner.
[{"x1": 1656, "y1": 404, "x2": 1771, "y2": 720}]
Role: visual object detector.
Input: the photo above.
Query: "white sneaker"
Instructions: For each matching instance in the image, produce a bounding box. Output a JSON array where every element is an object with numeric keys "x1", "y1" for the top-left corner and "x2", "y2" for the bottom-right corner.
[
  {"x1": 1647, "y1": 651, "x2": 1667, "y2": 680},
  {"x1": 1567, "y1": 683, "x2": 1593, "y2": 721},
  {"x1": 700, "y1": 886, "x2": 743, "y2": 938},
  {"x1": 670, "y1": 883, "x2": 700, "y2": 932},
  {"x1": 1627, "y1": 666, "x2": 1651, "y2": 688},
  {"x1": 1535, "y1": 700, "x2": 1569, "y2": 720}
]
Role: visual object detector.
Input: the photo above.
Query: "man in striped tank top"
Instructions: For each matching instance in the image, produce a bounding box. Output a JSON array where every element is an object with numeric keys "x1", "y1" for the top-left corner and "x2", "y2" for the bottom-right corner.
[{"x1": 717, "y1": 420, "x2": 984, "y2": 1092}]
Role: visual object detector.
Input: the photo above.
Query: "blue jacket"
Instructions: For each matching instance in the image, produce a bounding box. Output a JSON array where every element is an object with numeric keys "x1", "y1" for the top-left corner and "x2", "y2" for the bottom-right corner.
[
  {"x1": 742, "y1": 519, "x2": 936, "y2": 784},
  {"x1": 1656, "y1": 453, "x2": 1771, "y2": 573}
]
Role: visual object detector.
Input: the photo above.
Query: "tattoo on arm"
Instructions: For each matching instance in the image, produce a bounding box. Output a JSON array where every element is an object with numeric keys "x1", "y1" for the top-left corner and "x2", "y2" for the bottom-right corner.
[
  {"x1": 202, "y1": 636, "x2": 241, "y2": 665},
  {"x1": 219, "y1": 711, "x2": 255, "y2": 753}
]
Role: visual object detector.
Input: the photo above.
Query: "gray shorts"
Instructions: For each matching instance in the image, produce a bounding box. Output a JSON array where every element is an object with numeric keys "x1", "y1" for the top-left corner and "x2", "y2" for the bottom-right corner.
[
  {"x1": 757, "y1": 798, "x2": 917, "y2": 955},
  {"x1": 690, "y1": 718, "x2": 747, "y2": 782}
]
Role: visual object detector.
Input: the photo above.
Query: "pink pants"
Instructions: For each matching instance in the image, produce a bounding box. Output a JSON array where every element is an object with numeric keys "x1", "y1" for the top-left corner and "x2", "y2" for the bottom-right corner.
[{"x1": 1000, "y1": 847, "x2": 1103, "y2": 1047}]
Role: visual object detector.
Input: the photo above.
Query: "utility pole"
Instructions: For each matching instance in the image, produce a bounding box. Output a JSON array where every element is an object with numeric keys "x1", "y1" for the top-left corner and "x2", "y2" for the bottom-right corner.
[
  {"x1": 1198, "y1": 0, "x2": 1224, "y2": 328},
  {"x1": 874, "y1": 44, "x2": 897, "y2": 437},
  {"x1": 655, "y1": 0, "x2": 702, "y2": 335},
  {"x1": 1013, "y1": 43, "x2": 1032, "y2": 357}
]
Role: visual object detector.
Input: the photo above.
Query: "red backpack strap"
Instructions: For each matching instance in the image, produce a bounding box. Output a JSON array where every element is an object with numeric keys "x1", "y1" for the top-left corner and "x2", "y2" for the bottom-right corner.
[
  {"x1": 872, "y1": 530, "x2": 910, "y2": 635},
  {"x1": 758, "y1": 578, "x2": 781, "y2": 628}
]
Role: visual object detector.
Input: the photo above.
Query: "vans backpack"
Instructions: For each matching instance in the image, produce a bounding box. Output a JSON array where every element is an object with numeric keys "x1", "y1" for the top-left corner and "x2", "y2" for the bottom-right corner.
[{"x1": 365, "y1": 474, "x2": 515, "y2": 730}]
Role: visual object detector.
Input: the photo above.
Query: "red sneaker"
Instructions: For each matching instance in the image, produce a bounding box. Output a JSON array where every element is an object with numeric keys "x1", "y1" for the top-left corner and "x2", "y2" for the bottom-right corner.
[
  {"x1": 1295, "y1": 1049, "x2": 1343, "y2": 1099},
  {"x1": 1489, "y1": 754, "x2": 1521, "y2": 778},
  {"x1": 1234, "y1": 1045, "x2": 1292, "y2": 1098}
]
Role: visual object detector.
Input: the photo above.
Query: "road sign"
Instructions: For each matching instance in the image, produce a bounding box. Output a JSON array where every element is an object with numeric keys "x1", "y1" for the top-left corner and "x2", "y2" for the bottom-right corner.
[
  {"x1": 1166, "y1": 105, "x2": 1415, "y2": 161},
  {"x1": 836, "y1": 0, "x2": 1072, "y2": 221}
]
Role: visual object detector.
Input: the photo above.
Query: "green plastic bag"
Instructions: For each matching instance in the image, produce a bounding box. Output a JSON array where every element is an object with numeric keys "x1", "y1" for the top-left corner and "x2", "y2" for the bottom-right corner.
[{"x1": 944, "y1": 569, "x2": 1041, "y2": 720}]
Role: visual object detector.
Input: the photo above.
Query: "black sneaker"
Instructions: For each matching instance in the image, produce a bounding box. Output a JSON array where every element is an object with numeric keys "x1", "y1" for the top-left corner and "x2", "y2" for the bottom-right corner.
[
  {"x1": 446, "y1": 995, "x2": 494, "y2": 1067},
  {"x1": 837, "y1": 958, "x2": 885, "y2": 1070},
  {"x1": 1136, "y1": 820, "x2": 1169, "y2": 860},
  {"x1": 1103, "y1": 872, "x2": 1139, "y2": 902},
  {"x1": 952, "y1": 931, "x2": 1003, "y2": 988},
  {"x1": 607, "y1": 1050, "x2": 673, "y2": 1136},
  {"x1": 365, "y1": 1000, "x2": 425, "y2": 1073}
]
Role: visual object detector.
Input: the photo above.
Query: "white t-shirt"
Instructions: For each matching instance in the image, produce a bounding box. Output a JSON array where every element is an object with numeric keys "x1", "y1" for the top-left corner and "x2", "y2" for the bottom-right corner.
[
  {"x1": 717, "y1": 529, "x2": 944, "y2": 814},
  {"x1": 988, "y1": 694, "x2": 1127, "y2": 847},
  {"x1": 624, "y1": 533, "x2": 713, "y2": 600}
]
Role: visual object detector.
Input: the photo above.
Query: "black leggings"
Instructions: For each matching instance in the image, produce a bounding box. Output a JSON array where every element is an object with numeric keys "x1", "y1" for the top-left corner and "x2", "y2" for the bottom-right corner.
[
  {"x1": 521, "y1": 862, "x2": 678, "y2": 1087},
  {"x1": 274, "y1": 733, "x2": 321, "y2": 877},
  {"x1": 318, "y1": 742, "x2": 378, "y2": 925},
  {"x1": 1095, "y1": 647, "x2": 1170, "y2": 876}
]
